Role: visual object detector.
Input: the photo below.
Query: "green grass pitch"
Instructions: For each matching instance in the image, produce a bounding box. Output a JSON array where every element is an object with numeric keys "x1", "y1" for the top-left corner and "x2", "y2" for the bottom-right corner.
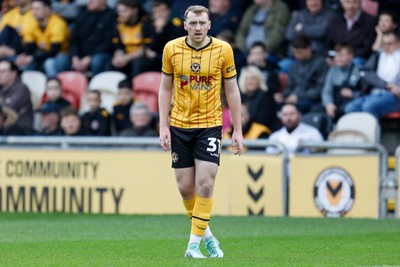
[{"x1": 0, "y1": 213, "x2": 399, "y2": 266}]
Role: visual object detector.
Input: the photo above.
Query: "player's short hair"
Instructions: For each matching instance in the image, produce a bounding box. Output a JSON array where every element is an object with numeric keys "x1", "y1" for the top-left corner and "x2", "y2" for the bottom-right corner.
[
  {"x1": 184, "y1": 5, "x2": 210, "y2": 20},
  {"x1": 118, "y1": 79, "x2": 133, "y2": 90},
  {"x1": 238, "y1": 65, "x2": 268, "y2": 93},
  {"x1": 334, "y1": 42, "x2": 353, "y2": 54}
]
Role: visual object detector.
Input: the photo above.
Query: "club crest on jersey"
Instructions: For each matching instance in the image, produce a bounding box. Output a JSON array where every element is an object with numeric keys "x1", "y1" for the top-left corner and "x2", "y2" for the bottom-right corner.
[
  {"x1": 314, "y1": 167, "x2": 355, "y2": 218},
  {"x1": 191, "y1": 62, "x2": 201, "y2": 73}
]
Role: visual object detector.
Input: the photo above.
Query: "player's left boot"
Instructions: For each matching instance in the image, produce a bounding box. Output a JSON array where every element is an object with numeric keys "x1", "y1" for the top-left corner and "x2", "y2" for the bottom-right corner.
[{"x1": 204, "y1": 236, "x2": 224, "y2": 258}]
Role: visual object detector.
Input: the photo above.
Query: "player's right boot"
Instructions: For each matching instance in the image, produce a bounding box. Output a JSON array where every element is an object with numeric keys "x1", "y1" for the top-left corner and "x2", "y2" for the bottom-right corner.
[
  {"x1": 204, "y1": 236, "x2": 224, "y2": 258},
  {"x1": 184, "y1": 243, "x2": 206, "y2": 258}
]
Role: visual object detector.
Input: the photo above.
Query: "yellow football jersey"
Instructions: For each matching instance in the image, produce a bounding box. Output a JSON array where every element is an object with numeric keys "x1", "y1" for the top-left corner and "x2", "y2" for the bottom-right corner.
[
  {"x1": 162, "y1": 36, "x2": 237, "y2": 129},
  {"x1": 23, "y1": 14, "x2": 70, "y2": 53},
  {"x1": 117, "y1": 19, "x2": 150, "y2": 54},
  {"x1": 0, "y1": 7, "x2": 35, "y2": 37}
]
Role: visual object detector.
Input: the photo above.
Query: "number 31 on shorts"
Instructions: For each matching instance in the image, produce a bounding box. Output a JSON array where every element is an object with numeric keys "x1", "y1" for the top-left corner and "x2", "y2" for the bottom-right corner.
[{"x1": 207, "y1": 138, "x2": 221, "y2": 153}]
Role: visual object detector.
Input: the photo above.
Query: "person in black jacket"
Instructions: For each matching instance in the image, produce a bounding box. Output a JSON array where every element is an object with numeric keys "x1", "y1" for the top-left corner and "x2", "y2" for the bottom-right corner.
[
  {"x1": 238, "y1": 65, "x2": 280, "y2": 132},
  {"x1": 81, "y1": 90, "x2": 111, "y2": 136},
  {"x1": 70, "y1": 0, "x2": 117, "y2": 75},
  {"x1": 132, "y1": 0, "x2": 185, "y2": 76},
  {"x1": 326, "y1": 0, "x2": 376, "y2": 65},
  {"x1": 113, "y1": 79, "x2": 134, "y2": 133}
]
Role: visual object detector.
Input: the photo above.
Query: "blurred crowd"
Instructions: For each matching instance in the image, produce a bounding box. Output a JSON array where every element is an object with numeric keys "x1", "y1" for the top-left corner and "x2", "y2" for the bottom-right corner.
[{"x1": 0, "y1": 0, "x2": 399, "y2": 143}]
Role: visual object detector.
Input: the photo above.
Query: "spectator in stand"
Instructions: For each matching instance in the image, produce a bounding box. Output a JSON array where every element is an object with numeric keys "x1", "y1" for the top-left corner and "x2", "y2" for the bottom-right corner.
[
  {"x1": 322, "y1": 43, "x2": 362, "y2": 122},
  {"x1": 136, "y1": 0, "x2": 185, "y2": 75},
  {"x1": 60, "y1": 106, "x2": 84, "y2": 136},
  {"x1": 119, "y1": 102, "x2": 157, "y2": 136},
  {"x1": 235, "y1": 0, "x2": 290, "y2": 58},
  {"x1": 372, "y1": 11, "x2": 397, "y2": 52},
  {"x1": 225, "y1": 102, "x2": 271, "y2": 140},
  {"x1": 275, "y1": 36, "x2": 327, "y2": 114},
  {"x1": 0, "y1": 0, "x2": 35, "y2": 60},
  {"x1": 111, "y1": 0, "x2": 149, "y2": 77},
  {"x1": 371, "y1": 0, "x2": 400, "y2": 27},
  {"x1": 42, "y1": 77, "x2": 71, "y2": 112},
  {"x1": 81, "y1": 90, "x2": 111, "y2": 136},
  {"x1": 0, "y1": 59, "x2": 33, "y2": 133},
  {"x1": 113, "y1": 79, "x2": 134, "y2": 133},
  {"x1": 0, "y1": 105, "x2": 26, "y2": 135},
  {"x1": 326, "y1": 0, "x2": 376, "y2": 66},
  {"x1": 246, "y1": 42, "x2": 279, "y2": 93},
  {"x1": 170, "y1": 0, "x2": 208, "y2": 20},
  {"x1": 70, "y1": 0, "x2": 117, "y2": 76},
  {"x1": 36, "y1": 102, "x2": 63, "y2": 135},
  {"x1": 239, "y1": 65, "x2": 280, "y2": 132},
  {"x1": 208, "y1": 0, "x2": 240, "y2": 36},
  {"x1": 285, "y1": 0, "x2": 333, "y2": 57},
  {"x1": 344, "y1": 32, "x2": 400, "y2": 120},
  {"x1": 267, "y1": 103, "x2": 323, "y2": 155},
  {"x1": 15, "y1": 0, "x2": 70, "y2": 77},
  {"x1": 216, "y1": 29, "x2": 246, "y2": 73}
]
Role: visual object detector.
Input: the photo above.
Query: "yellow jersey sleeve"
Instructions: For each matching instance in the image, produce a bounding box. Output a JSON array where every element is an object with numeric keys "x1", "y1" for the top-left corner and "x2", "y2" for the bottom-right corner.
[
  {"x1": 222, "y1": 43, "x2": 237, "y2": 79},
  {"x1": 161, "y1": 41, "x2": 173, "y2": 76}
]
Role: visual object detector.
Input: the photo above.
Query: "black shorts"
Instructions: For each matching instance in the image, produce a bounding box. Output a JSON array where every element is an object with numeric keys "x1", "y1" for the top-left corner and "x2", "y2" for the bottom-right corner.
[{"x1": 170, "y1": 126, "x2": 222, "y2": 168}]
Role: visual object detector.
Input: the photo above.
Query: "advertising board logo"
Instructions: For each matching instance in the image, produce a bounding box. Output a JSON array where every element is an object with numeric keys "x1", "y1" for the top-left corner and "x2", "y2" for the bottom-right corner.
[{"x1": 314, "y1": 167, "x2": 355, "y2": 217}]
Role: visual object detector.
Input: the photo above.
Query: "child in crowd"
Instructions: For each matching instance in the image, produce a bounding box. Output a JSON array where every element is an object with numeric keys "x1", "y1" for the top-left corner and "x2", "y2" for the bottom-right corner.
[
  {"x1": 113, "y1": 79, "x2": 134, "y2": 134},
  {"x1": 81, "y1": 90, "x2": 111, "y2": 136}
]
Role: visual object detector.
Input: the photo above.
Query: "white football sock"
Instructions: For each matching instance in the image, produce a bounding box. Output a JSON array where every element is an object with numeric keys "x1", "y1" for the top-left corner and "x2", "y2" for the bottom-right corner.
[{"x1": 189, "y1": 233, "x2": 202, "y2": 245}]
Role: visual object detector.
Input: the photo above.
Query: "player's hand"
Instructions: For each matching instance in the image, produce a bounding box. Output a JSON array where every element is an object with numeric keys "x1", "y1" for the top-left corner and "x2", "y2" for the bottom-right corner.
[
  {"x1": 231, "y1": 130, "x2": 243, "y2": 156},
  {"x1": 159, "y1": 126, "x2": 171, "y2": 152}
]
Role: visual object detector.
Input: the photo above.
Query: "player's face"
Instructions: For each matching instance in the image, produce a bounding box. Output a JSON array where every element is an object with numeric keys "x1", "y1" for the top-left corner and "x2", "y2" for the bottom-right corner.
[
  {"x1": 281, "y1": 105, "x2": 301, "y2": 131},
  {"x1": 334, "y1": 49, "x2": 353, "y2": 68},
  {"x1": 184, "y1": 11, "x2": 211, "y2": 45},
  {"x1": 87, "y1": 93, "x2": 101, "y2": 111}
]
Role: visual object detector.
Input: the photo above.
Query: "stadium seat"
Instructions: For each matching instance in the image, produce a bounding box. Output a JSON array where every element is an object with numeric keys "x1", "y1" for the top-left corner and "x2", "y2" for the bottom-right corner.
[
  {"x1": 278, "y1": 73, "x2": 288, "y2": 93},
  {"x1": 81, "y1": 71, "x2": 127, "y2": 113},
  {"x1": 328, "y1": 112, "x2": 380, "y2": 154},
  {"x1": 57, "y1": 71, "x2": 88, "y2": 109},
  {"x1": 133, "y1": 71, "x2": 162, "y2": 112},
  {"x1": 21, "y1": 70, "x2": 47, "y2": 111}
]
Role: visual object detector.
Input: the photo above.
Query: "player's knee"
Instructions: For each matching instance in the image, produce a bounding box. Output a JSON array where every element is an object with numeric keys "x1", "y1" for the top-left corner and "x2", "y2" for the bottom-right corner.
[
  {"x1": 177, "y1": 183, "x2": 195, "y2": 198},
  {"x1": 197, "y1": 179, "x2": 214, "y2": 196}
]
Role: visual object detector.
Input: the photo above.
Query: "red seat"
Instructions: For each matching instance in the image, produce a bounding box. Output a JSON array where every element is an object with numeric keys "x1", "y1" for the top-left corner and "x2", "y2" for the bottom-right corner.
[
  {"x1": 384, "y1": 111, "x2": 400, "y2": 119},
  {"x1": 57, "y1": 71, "x2": 88, "y2": 108},
  {"x1": 133, "y1": 72, "x2": 162, "y2": 112},
  {"x1": 278, "y1": 73, "x2": 288, "y2": 93}
]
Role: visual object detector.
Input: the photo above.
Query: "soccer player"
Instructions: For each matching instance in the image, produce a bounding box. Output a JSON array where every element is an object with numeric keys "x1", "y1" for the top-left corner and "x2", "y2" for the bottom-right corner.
[{"x1": 158, "y1": 5, "x2": 243, "y2": 259}]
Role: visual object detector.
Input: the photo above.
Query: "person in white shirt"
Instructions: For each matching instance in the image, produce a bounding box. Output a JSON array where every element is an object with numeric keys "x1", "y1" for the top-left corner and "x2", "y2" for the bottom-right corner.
[
  {"x1": 267, "y1": 103, "x2": 323, "y2": 155},
  {"x1": 344, "y1": 31, "x2": 400, "y2": 119}
]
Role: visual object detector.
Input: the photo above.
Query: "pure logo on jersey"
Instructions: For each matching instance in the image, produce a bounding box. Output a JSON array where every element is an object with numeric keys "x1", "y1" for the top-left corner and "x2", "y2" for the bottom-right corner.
[
  {"x1": 172, "y1": 152, "x2": 179, "y2": 163},
  {"x1": 179, "y1": 75, "x2": 189, "y2": 89},
  {"x1": 314, "y1": 167, "x2": 355, "y2": 217},
  {"x1": 191, "y1": 62, "x2": 201, "y2": 72}
]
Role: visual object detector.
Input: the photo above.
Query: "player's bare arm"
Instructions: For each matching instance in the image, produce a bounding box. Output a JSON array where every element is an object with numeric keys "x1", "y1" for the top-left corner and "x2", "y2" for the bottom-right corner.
[
  {"x1": 224, "y1": 78, "x2": 243, "y2": 156},
  {"x1": 158, "y1": 73, "x2": 173, "y2": 151}
]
